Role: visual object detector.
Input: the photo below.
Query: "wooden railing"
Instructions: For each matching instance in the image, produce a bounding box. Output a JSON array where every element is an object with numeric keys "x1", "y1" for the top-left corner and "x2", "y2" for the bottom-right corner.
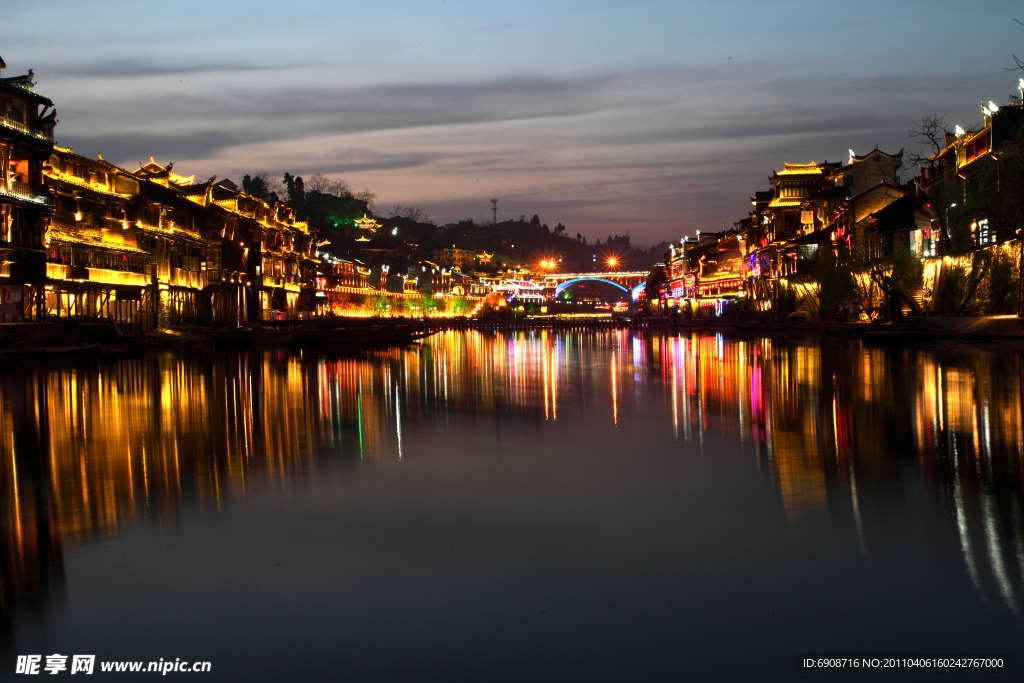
[
  {"x1": 0, "y1": 115, "x2": 53, "y2": 141},
  {"x1": 169, "y1": 268, "x2": 203, "y2": 289}
]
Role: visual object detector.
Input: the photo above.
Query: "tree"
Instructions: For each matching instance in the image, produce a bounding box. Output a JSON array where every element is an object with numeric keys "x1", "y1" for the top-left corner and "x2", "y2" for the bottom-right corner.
[
  {"x1": 367, "y1": 295, "x2": 392, "y2": 316},
  {"x1": 1010, "y1": 18, "x2": 1024, "y2": 73},
  {"x1": 303, "y1": 187, "x2": 374, "y2": 244},
  {"x1": 283, "y1": 172, "x2": 305, "y2": 213},
  {"x1": 391, "y1": 297, "x2": 409, "y2": 316},
  {"x1": 307, "y1": 173, "x2": 332, "y2": 194},
  {"x1": 863, "y1": 237, "x2": 921, "y2": 321},
  {"x1": 354, "y1": 189, "x2": 376, "y2": 210},
  {"x1": 928, "y1": 131, "x2": 1024, "y2": 314},
  {"x1": 241, "y1": 172, "x2": 282, "y2": 202},
  {"x1": 813, "y1": 244, "x2": 857, "y2": 318},
  {"x1": 901, "y1": 114, "x2": 947, "y2": 178},
  {"x1": 391, "y1": 205, "x2": 430, "y2": 223},
  {"x1": 306, "y1": 174, "x2": 353, "y2": 198}
]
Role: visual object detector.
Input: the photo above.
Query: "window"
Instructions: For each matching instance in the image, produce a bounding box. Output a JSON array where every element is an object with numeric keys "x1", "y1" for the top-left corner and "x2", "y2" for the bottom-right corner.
[
  {"x1": 975, "y1": 218, "x2": 994, "y2": 245},
  {"x1": 9, "y1": 100, "x2": 25, "y2": 124}
]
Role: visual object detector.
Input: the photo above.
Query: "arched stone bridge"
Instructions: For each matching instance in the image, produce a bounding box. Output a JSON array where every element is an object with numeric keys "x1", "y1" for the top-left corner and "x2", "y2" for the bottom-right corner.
[{"x1": 542, "y1": 271, "x2": 648, "y2": 302}]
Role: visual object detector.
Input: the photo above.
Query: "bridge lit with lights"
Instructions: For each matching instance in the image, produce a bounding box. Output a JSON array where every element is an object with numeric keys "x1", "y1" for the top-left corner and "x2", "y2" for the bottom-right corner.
[{"x1": 542, "y1": 271, "x2": 648, "y2": 306}]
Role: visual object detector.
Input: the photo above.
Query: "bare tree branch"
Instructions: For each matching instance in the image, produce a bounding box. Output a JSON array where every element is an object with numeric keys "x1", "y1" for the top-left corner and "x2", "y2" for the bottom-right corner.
[
  {"x1": 1008, "y1": 19, "x2": 1024, "y2": 71},
  {"x1": 307, "y1": 173, "x2": 332, "y2": 194},
  {"x1": 354, "y1": 189, "x2": 376, "y2": 210},
  {"x1": 901, "y1": 114, "x2": 947, "y2": 177}
]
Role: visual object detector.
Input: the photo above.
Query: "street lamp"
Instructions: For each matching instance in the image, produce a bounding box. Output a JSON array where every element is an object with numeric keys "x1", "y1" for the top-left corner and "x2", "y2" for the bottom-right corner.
[{"x1": 607, "y1": 257, "x2": 618, "y2": 270}]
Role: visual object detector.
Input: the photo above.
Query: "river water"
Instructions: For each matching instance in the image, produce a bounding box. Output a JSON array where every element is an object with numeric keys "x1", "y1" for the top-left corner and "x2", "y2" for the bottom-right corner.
[{"x1": 1, "y1": 331, "x2": 1022, "y2": 680}]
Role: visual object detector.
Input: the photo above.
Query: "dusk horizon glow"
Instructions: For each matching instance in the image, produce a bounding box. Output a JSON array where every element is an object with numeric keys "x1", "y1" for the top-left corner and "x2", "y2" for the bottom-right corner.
[{"x1": 6, "y1": 0, "x2": 1024, "y2": 243}]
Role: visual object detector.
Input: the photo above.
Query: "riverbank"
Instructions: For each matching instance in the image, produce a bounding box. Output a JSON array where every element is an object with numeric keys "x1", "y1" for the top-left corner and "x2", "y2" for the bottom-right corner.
[
  {"x1": 669, "y1": 314, "x2": 1024, "y2": 344},
  {"x1": 2, "y1": 315, "x2": 1023, "y2": 358}
]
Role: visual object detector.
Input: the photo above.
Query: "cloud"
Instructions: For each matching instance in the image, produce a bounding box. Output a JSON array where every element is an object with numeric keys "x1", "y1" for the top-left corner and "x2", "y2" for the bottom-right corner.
[
  {"x1": 57, "y1": 131, "x2": 240, "y2": 165},
  {"x1": 50, "y1": 61, "x2": 1016, "y2": 241},
  {"x1": 288, "y1": 149, "x2": 437, "y2": 175},
  {"x1": 51, "y1": 60, "x2": 328, "y2": 79}
]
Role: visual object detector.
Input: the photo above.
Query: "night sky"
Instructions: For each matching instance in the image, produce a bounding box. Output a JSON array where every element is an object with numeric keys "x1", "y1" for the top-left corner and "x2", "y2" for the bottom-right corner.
[{"x1": 6, "y1": 0, "x2": 1024, "y2": 243}]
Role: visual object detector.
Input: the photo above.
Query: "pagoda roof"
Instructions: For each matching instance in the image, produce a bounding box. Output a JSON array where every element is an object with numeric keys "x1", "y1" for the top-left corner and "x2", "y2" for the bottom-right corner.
[
  {"x1": 52, "y1": 148, "x2": 134, "y2": 176},
  {"x1": 771, "y1": 161, "x2": 842, "y2": 179},
  {"x1": 46, "y1": 149, "x2": 142, "y2": 198},
  {"x1": 134, "y1": 158, "x2": 194, "y2": 186},
  {"x1": 848, "y1": 146, "x2": 903, "y2": 163},
  {"x1": 180, "y1": 178, "x2": 216, "y2": 197},
  {"x1": 0, "y1": 69, "x2": 53, "y2": 106}
]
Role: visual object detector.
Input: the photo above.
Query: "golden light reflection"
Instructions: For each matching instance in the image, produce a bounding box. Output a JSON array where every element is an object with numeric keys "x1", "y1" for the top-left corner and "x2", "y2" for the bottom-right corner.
[{"x1": 0, "y1": 332, "x2": 1023, "y2": 631}]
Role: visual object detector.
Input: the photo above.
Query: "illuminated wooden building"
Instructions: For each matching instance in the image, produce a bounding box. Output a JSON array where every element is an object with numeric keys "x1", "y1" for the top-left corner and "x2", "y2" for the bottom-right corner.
[
  {"x1": 844, "y1": 147, "x2": 902, "y2": 197},
  {"x1": 0, "y1": 59, "x2": 56, "y2": 321},
  {"x1": 41, "y1": 148, "x2": 151, "y2": 326},
  {"x1": 660, "y1": 237, "x2": 696, "y2": 305},
  {"x1": 767, "y1": 162, "x2": 842, "y2": 243},
  {"x1": 921, "y1": 99, "x2": 1024, "y2": 252},
  {"x1": 206, "y1": 182, "x2": 318, "y2": 321},
  {"x1": 658, "y1": 232, "x2": 747, "y2": 317},
  {"x1": 178, "y1": 178, "x2": 250, "y2": 323},
  {"x1": 39, "y1": 153, "x2": 321, "y2": 327},
  {"x1": 432, "y1": 247, "x2": 475, "y2": 268},
  {"x1": 745, "y1": 161, "x2": 841, "y2": 313},
  {"x1": 354, "y1": 213, "x2": 381, "y2": 235},
  {"x1": 406, "y1": 263, "x2": 451, "y2": 294},
  {"x1": 313, "y1": 256, "x2": 374, "y2": 315},
  {"x1": 923, "y1": 100, "x2": 1024, "y2": 187},
  {"x1": 124, "y1": 160, "x2": 208, "y2": 326}
]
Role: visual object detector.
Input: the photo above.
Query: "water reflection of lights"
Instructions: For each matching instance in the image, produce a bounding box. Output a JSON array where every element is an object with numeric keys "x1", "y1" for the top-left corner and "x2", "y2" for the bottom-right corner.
[{"x1": 1, "y1": 332, "x2": 1024, "y2": 629}]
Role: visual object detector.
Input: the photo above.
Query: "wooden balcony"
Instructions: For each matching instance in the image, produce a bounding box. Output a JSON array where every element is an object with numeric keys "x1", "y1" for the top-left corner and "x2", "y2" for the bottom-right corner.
[
  {"x1": 169, "y1": 268, "x2": 203, "y2": 289},
  {"x1": 0, "y1": 178, "x2": 49, "y2": 205},
  {"x1": 0, "y1": 115, "x2": 53, "y2": 141}
]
